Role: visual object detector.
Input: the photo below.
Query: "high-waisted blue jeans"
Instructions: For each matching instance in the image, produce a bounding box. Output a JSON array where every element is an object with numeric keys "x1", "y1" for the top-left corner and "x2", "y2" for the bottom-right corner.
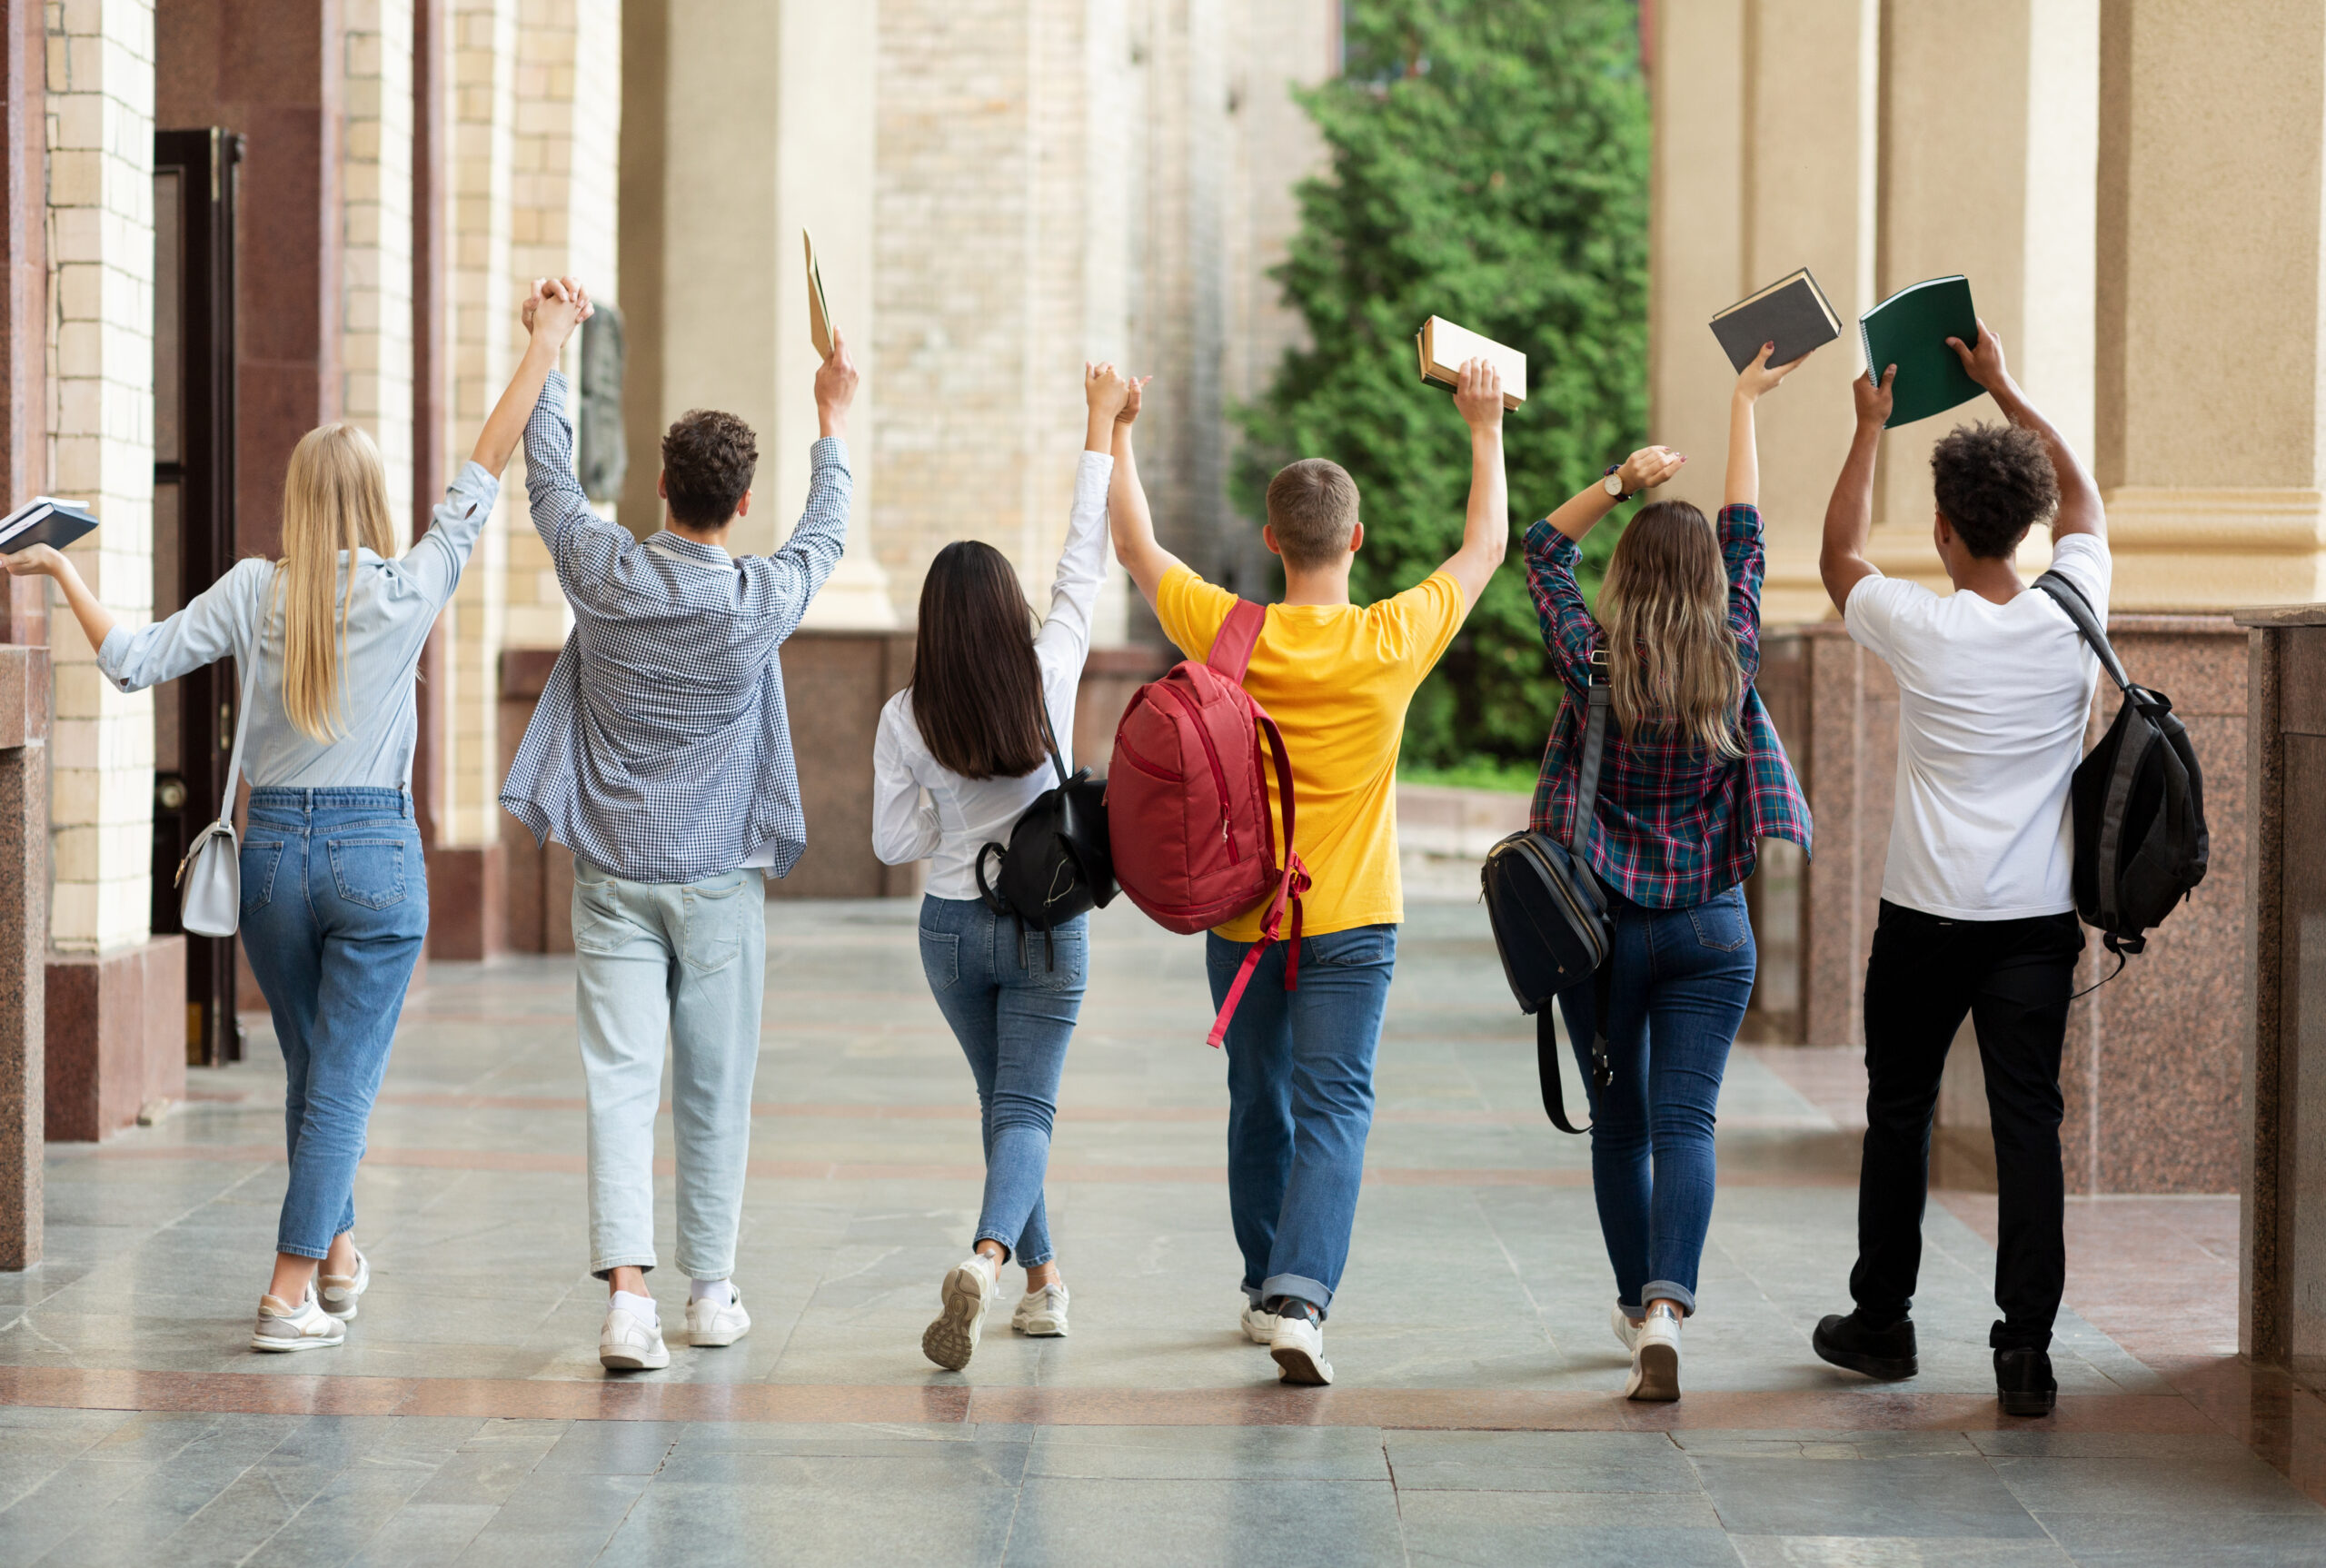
[
  {"x1": 917, "y1": 897, "x2": 1088, "y2": 1267},
  {"x1": 1555, "y1": 884, "x2": 1754, "y2": 1317},
  {"x1": 239, "y1": 788, "x2": 428, "y2": 1260}
]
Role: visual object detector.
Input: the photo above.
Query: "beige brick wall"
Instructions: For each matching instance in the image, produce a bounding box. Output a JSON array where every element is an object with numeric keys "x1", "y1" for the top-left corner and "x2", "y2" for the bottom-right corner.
[
  {"x1": 342, "y1": 0, "x2": 416, "y2": 551},
  {"x1": 45, "y1": 0, "x2": 155, "y2": 954}
]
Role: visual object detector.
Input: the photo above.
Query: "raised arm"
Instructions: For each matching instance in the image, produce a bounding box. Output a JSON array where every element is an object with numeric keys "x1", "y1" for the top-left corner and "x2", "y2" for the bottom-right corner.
[
  {"x1": 1948, "y1": 320, "x2": 2102, "y2": 542},
  {"x1": 1034, "y1": 365, "x2": 1127, "y2": 665},
  {"x1": 736, "y1": 332, "x2": 860, "y2": 639},
  {"x1": 1108, "y1": 374, "x2": 1179, "y2": 609},
  {"x1": 478, "y1": 279, "x2": 587, "y2": 475},
  {"x1": 1436, "y1": 358, "x2": 1510, "y2": 613},
  {"x1": 1819, "y1": 365, "x2": 1895, "y2": 613},
  {"x1": 1725, "y1": 342, "x2": 1813, "y2": 508},
  {"x1": 1537, "y1": 444, "x2": 1686, "y2": 544}
]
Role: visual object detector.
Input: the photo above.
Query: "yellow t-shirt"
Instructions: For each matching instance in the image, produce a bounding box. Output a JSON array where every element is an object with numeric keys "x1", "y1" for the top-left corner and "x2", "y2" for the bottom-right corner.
[{"x1": 1152, "y1": 565, "x2": 1467, "y2": 941}]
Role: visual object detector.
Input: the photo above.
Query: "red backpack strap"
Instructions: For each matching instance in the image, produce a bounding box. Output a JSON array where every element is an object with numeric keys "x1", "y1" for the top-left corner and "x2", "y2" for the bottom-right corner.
[
  {"x1": 1203, "y1": 705, "x2": 1311, "y2": 1048},
  {"x1": 1206, "y1": 599, "x2": 1267, "y2": 682}
]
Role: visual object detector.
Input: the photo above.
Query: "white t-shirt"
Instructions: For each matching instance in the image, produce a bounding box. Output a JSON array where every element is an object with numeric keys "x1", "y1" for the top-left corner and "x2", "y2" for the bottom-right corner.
[
  {"x1": 1844, "y1": 532, "x2": 2111, "y2": 920},
  {"x1": 870, "y1": 451, "x2": 1112, "y2": 900}
]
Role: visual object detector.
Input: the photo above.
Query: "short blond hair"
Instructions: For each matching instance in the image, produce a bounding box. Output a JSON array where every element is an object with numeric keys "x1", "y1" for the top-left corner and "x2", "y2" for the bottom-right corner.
[{"x1": 1265, "y1": 459, "x2": 1359, "y2": 569}]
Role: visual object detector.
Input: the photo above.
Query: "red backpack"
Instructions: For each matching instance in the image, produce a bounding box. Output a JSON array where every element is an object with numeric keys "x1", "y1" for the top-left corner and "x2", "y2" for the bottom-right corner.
[{"x1": 1107, "y1": 600, "x2": 1310, "y2": 1047}]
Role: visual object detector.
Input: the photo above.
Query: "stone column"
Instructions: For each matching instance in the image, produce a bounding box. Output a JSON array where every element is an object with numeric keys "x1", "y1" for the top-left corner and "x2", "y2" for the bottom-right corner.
[
  {"x1": 342, "y1": 0, "x2": 417, "y2": 549},
  {"x1": 2096, "y1": 0, "x2": 2326, "y2": 609}
]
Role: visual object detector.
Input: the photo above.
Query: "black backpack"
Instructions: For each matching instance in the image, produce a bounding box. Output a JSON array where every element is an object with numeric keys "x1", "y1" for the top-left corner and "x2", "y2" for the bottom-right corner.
[
  {"x1": 974, "y1": 705, "x2": 1117, "y2": 960},
  {"x1": 1479, "y1": 652, "x2": 1615, "y2": 1135},
  {"x1": 2033, "y1": 571, "x2": 2208, "y2": 972}
]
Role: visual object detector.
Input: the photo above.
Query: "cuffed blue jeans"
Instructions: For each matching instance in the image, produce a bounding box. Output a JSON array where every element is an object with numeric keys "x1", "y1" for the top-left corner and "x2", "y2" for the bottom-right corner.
[
  {"x1": 917, "y1": 897, "x2": 1087, "y2": 1266},
  {"x1": 1207, "y1": 923, "x2": 1397, "y2": 1320},
  {"x1": 239, "y1": 788, "x2": 428, "y2": 1260},
  {"x1": 572, "y1": 854, "x2": 765, "y2": 1280},
  {"x1": 1554, "y1": 884, "x2": 1755, "y2": 1317}
]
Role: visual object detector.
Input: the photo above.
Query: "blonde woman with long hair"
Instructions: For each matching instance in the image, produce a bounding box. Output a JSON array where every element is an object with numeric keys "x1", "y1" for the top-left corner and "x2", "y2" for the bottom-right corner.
[
  {"x1": 1523, "y1": 343, "x2": 1815, "y2": 1402},
  {"x1": 7, "y1": 283, "x2": 590, "y2": 1352}
]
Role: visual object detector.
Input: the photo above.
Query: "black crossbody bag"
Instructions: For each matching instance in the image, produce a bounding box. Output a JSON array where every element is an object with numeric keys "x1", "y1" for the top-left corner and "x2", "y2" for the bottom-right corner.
[
  {"x1": 974, "y1": 702, "x2": 1118, "y2": 963},
  {"x1": 1479, "y1": 650, "x2": 1615, "y2": 1135}
]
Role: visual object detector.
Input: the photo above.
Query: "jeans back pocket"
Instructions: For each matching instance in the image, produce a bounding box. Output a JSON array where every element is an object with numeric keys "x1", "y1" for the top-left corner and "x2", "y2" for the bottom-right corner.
[
  {"x1": 1687, "y1": 889, "x2": 1752, "y2": 952},
  {"x1": 919, "y1": 928, "x2": 960, "y2": 991},
  {"x1": 327, "y1": 838, "x2": 410, "y2": 910},
  {"x1": 681, "y1": 874, "x2": 747, "y2": 974},
  {"x1": 239, "y1": 841, "x2": 285, "y2": 917}
]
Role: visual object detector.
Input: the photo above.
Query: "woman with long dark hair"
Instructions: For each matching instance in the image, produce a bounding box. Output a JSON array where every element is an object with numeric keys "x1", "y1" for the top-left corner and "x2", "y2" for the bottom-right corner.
[
  {"x1": 873, "y1": 362, "x2": 1133, "y2": 1370},
  {"x1": 1526, "y1": 343, "x2": 1815, "y2": 1401}
]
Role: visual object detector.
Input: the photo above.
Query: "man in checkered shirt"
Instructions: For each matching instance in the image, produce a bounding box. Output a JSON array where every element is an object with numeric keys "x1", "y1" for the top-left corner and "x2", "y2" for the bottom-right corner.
[{"x1": 500, "y1": 278, "x2": 860, "y2": 1373}]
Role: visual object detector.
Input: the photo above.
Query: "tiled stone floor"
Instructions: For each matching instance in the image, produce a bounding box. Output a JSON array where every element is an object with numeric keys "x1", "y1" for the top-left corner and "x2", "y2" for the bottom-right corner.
[{"x1": 0, "y1": 898, "x2": 2317, "y2": 1564}]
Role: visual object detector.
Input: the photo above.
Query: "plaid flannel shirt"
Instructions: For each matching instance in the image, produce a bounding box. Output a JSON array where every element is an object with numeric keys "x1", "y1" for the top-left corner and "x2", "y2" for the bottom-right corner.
[{"x1": 1525, "y1": 504, "x2": 1811, "y2": 908}]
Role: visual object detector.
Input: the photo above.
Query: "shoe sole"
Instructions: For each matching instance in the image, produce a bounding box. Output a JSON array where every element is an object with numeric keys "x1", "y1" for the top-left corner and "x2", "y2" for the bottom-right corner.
[
  {"x1": 1270, "y1": 1344, "x2": 1333, "y2": 1386},
  {"x1": 600, "y1": 1346, "x2": 671, "y2": 1371},
  {"x1": 1013, "y1": 1318, "x2": 1068, "y2": 1338},
  {"x1": 251, "y1": 1332, "x2": 343, "y2": 1353},
  {"x1": 1814, "y1": 1337, "x2": 1919, "y2": 1382},
  {"x1": 922, "y1": 1266, "x2": 989, "y2": 1372},
  {"x1": 1627, "y1": 1341, "x2": 1680, "y2": 1402},
  {"x1": 1999, "y1": 1391, "x2": 2056, "y2": 1417}
]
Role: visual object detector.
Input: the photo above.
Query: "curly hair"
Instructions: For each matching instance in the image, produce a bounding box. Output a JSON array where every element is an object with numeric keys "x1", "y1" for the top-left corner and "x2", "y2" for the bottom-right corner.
[
  {"x1": 1929, "y1": 422, "x2": 2059, "y2": 559},
  {"x1": 661, "y1": 408, "x2": 759, "y2": 527}
]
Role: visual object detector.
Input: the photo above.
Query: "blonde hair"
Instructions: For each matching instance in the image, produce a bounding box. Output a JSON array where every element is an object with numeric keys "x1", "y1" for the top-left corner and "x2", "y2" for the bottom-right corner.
[
  {"x1": 275, "y1": 423, "x2": 398, "y2": 743},
  {"x1": 1595, "y1": 501, "x2": 1744, "y2": 759}
]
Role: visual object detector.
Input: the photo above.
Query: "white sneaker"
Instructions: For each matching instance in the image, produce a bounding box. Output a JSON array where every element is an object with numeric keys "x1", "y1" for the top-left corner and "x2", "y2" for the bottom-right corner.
[
  {"x1": 1625, "y1": 1305, "x2": 1681, "y2": 1402},
  {"x1": 600, "y1": 1303, "x2": 671, "y2": 1371},
  {"x1": 1011, "y1": 1283, "x2": 1069, "y2": 1337},
  {"x1": 1610, "y1": 1303, "x2": 1642, "y2": 1354},
  {"x1": 1240, "y1": 1301, "x2": 1280, "y2": 1345},
  {"x1": 252, "y1": 1288, "x2": 345, "y2": 1353},
  {"x1": 1269, "y1": 1310, "x2": 1334, "y2": 1386},
  {"x1": 319, "y1": 1249, "x2": 369, "y2": 1322},
  {"x1": 686, "y1": 1284, "x2": 750, "y2": 1348},
  {"x1": 922, "y1": 1256, "x2": 996, "y2": 1371}
]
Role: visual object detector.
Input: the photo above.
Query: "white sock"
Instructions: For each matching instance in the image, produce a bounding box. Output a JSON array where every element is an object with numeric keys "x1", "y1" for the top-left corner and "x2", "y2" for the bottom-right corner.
[
  {"x1": 690, "y1": 1278, "x2": 732, "y2": 1306},
  {"x1": 610, "y1": 1288, "x2": 657, "y2": 1325}
]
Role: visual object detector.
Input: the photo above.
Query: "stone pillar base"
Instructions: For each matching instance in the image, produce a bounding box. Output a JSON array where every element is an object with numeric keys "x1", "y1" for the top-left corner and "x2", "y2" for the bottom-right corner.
[
  {"x1": 45, "y1": 935, "x2": 188, "y2": 1143},
  {"x1": 424, "y1": 843, "x2": 506, "y2": 961}
]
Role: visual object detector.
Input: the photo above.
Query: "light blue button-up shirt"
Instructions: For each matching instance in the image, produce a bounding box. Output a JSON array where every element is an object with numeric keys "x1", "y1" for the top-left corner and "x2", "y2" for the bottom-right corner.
[{"x1": 96, "y1": 463, "x2": 497, "y2": 789}]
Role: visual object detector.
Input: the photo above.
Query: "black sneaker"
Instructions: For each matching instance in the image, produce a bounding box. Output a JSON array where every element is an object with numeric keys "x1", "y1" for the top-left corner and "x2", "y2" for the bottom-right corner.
[
  {"x1": 1994, "y1": 1348, "x2": 2056, "y2": 1416},
  {"x1": 1812, "y1": 1310, "x2": 1918, "y2": 1380}
]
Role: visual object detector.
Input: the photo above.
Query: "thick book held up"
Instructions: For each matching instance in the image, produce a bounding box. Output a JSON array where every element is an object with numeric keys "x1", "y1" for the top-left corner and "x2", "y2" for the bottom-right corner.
[
  {"x1": 1415, "y1": 316, "x2": 1526, "y2": 410},
  {"x1": 0, "y1": 496, "x2": 97, "y2": 554},
  {"x1": 1710, "y1": 268, "x2": 1840, "y2": 372},
  {"x1": 1859, "y1": 275, "x2": 1983, "y2": 428}
]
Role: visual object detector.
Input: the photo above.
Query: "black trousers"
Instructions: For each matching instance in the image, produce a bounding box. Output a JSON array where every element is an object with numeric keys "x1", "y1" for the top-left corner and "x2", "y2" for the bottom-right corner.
[{"x1": 1849, "y1": 900, "x2": 2084, "y2": 1352}]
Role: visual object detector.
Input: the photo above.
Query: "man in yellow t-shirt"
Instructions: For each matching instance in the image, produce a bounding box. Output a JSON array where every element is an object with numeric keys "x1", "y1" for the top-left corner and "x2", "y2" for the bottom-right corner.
[{"x1": 1106, "y1": 361, "x2": 1514, "y2": 1386}]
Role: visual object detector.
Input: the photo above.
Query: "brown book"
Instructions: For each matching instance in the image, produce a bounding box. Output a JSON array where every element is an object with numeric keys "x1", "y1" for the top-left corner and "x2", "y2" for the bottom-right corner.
[
  {"x1": 804, "y1": 230, "x2": 835, "y2": 358},
  {"x1": 1414, "y1": 315, "x2": 1526, "y2": 409}
]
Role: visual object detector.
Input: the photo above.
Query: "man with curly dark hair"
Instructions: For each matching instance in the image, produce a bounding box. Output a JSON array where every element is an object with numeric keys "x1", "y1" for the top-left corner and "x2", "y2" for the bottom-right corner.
[
  {"x1": 1810, "y1": 321, "x2": 2109, "y2": 1421},
  {"x1": 501, "y1": 277, "x2": 860, "y2": 1374}
]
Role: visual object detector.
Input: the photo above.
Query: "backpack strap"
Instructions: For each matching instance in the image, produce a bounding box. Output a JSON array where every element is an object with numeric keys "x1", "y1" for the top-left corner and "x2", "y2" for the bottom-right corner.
[
  {"x1": 2033, "y1": 571, "x2": 2133, "y2": 694},
  {"x1": 1568, "y1": 650, "x2": 1611, "y2": 862},
  {"x1": 1034, "y1": 690, "x2": 1071, "y2": 789},
  {"x1": 1206, "y1": 598, "x2": 1267, "y2": 681},
  {"x1": 1203, "y1": 702, "x2": 1310, "y2": 1049}
]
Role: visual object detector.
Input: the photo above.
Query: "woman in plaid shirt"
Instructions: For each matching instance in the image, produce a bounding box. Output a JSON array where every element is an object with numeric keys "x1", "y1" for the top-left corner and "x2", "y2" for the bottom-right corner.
[{"x1": 1524, "y1": 344, "x2": 1814, "y2": 1403}]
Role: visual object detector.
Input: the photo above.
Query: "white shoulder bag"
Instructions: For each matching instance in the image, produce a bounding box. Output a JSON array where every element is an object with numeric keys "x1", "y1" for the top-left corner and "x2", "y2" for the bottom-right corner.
[{"x1": 175, "y1": 640, "x2": 262, "y2": 938}]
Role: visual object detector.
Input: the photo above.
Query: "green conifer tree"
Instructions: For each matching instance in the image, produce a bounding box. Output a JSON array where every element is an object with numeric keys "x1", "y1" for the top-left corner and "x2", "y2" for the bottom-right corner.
[{"x1": 1237, "y1": 0, "x2": 1649, "y2": 770}]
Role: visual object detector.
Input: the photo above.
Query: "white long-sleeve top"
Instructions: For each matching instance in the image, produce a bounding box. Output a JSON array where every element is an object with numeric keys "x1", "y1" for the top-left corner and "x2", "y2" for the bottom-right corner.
[{"x1": 872, "y1": 450, "x2": 1113, "y2": 899}]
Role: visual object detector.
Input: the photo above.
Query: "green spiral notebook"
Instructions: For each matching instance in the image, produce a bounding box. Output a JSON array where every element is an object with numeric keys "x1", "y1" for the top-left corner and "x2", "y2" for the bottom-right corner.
[{"x1": 1859, "y1": 275, "x2": 1983, "y2": 428}]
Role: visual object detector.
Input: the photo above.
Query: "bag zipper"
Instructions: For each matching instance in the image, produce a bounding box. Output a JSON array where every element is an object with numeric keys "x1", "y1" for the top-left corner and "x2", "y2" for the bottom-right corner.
[{"x1": 1154, "y1": 681, "x2": 1242, "y2": 864}]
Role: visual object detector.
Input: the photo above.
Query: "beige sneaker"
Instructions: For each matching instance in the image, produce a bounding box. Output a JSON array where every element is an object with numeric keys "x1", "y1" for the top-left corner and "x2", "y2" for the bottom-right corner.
[
  {"x1": 921, "y1": 1256, "x2": 997, "y2": 1371},
  {"x1": 1269, "y1": 1308, "x2": 1333, "y2": 1386},
  {"x1": 319, "y1": 1248, "x2": 369, "y2": 1322},
  {"x1": 1011, "y1": 1283, "x2": 1069, "y2": 1337},
  {"x1": 1240, "y1": 1301, "x2": 1280, "y2": 1345},
  {"x1": 252, "y1": 1288, "x2": 345, "y2": 1353},
  {"x1": 1625, "y1": 1304, "x2": 1682, "y2": 1401}
]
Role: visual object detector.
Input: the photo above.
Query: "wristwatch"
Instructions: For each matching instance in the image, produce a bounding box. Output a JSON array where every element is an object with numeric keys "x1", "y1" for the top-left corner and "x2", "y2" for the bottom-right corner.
[{"x1": 1603, "y1": 464, "x2": 1633, "y2": 502}]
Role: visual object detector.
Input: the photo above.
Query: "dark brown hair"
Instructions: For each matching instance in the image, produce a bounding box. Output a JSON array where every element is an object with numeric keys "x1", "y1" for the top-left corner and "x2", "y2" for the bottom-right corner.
[
  {"x1": 1930, "y1": 422, "x2": 2059, "y2": 559},
  {"x1": 661, "y1": 408, "x2": 758, "y2": 527},
  {"x1": 910, "y1": 541, "x2": 1048, "y2": 780},
  {"x1": 1265, "y1": 458, "x2": 1360, "y2": 568}
]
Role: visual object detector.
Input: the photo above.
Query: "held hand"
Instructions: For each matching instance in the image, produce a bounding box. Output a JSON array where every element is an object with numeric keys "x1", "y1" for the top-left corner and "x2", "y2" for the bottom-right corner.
[
  {"x1": 531, "y1": 278, "x2": 587, "y2": 350},
  {"x1": 1118, "y1": 373, "x2": 1152, "y2": 426},
  {"x1": 1453, "y1": 357, "x2": 1505, "y2": 432},
  {"x1": 1085, "y1": 362, "x2": 1132, "y2": 423},
  {"x1": 815, "y1": 329, "x2": 860, "y2": 431},
  {"x1": 1617, "y1": 445, "x2": 1685, "y2": 495},
  {"x1": 1854, "y1": 363, "x2": 1897, "y2": 429},
  {"x1": 1, "y1": 543, "x2": 63, "y2": 578},
  {"x1": 1735, "y1": 341, "x2": 1812, "y2": 402},
  {"x1": 1946, "y1": 318, "x2": 2012, "y2": 396}
]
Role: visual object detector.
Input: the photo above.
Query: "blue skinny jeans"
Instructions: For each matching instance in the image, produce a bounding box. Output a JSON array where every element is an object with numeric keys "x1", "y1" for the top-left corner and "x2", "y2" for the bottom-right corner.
[
  {"x1": 1554, "y1": 884, "x2": 1754, "y2": 1316},
  {"x1": 917, "y1": 897, "x2": 1088, "y2": 1267},
  {"x1": 238, "y1": 789, "x2": 428, "y2": 1260}
]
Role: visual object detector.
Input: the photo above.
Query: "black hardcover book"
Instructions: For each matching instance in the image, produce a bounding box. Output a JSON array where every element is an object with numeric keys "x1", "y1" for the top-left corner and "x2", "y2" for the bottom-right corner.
[
  {"x1": 0, "y1": 497, "x2": 98, "y2": 554},
  {"x1": 1709, "y1": 268, "x2": 1841, "y2": 372}
]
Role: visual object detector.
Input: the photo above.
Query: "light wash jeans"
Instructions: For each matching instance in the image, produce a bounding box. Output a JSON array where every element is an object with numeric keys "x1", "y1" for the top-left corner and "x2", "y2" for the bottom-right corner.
[
  {"x1": 1206, "y1": 923, "x2": 1398, "y2": 1320},
  {"x1": 239, "y1": 788, "x2": 428, "y2": 1259},
  {"x1": 572, "y1": 853, "x2": 765, "y2": 1280},
  {"x1": 1554, "y1": 883, "x2": 1755, "y2": 1317},
  {"x1": 916, "y1": 897, "x2": 1087, "y2": 1266}
]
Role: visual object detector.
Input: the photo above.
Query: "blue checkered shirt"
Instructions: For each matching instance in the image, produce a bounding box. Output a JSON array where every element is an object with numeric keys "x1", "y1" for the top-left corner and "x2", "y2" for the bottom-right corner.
[{"x1": 499, "y1": 371, "x2": 853, "y2": 884}]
